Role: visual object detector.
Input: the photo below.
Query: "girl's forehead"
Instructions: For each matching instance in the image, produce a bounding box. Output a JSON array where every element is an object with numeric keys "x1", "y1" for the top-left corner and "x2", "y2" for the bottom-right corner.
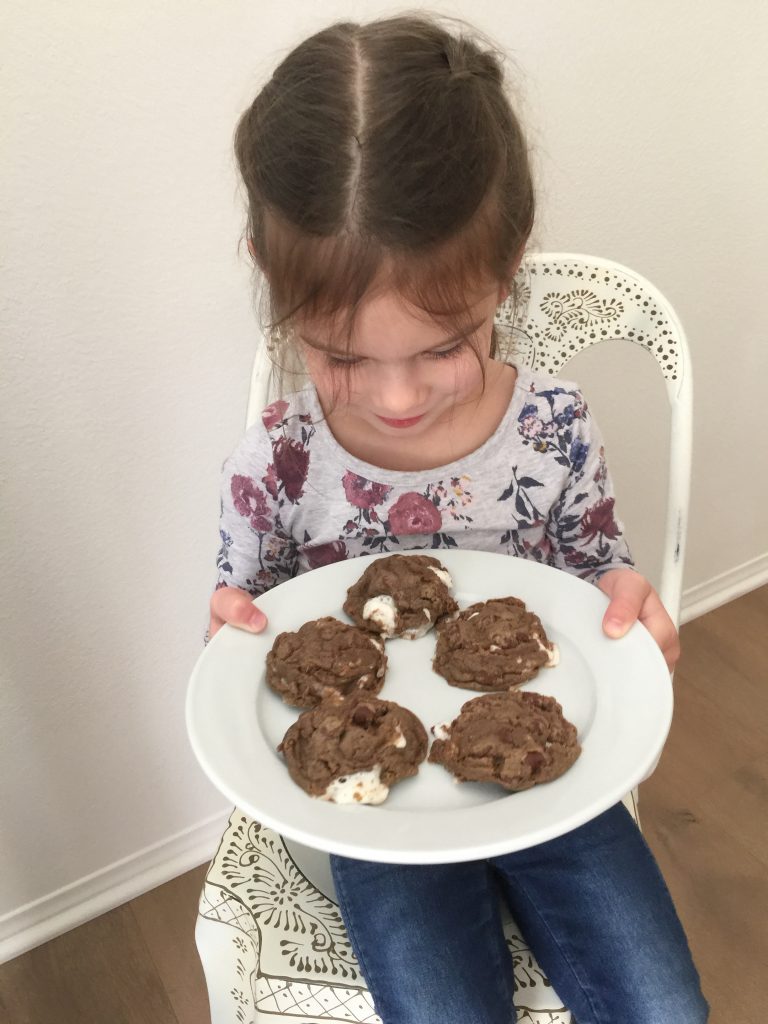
[{"x1": 297, "y1": 283, "x2": 499, "y2": 346}]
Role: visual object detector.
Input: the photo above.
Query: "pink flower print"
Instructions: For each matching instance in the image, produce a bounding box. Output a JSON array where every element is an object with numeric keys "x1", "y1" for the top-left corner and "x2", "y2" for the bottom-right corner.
[
  {"x1": 261, "y1": 400, "x2": 289, "y2": 429},
  {"x1": 521, "y1": 414, "x2": 545, "y2": 439},
  {"x1": 581, "y1": 497, "x2": 620, "y2": 542},
  {"x1": 273, "y1": 437, "x2": 309, "y2": 502},
  {"x1": 306, "y1": 540, "x2": 348, "y2": 569},
  {"x1": 231, "y1": 475, "x2": 273, "y2": 532},
  {"x1": 388, "y1": 492, "x2": 442, "y2": 535},
  {"x1": 342, "y1": 472, "x2": 393, "y2": 510},
  {"x1": 262, "y1": 463, "x2": 279, "y2": 500}
]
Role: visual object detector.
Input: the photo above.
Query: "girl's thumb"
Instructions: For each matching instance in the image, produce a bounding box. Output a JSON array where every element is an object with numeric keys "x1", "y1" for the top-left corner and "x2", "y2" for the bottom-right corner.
[
  {"x1": 236, "y1": 602, "x2": 267, "y2": 632},
  {"x1": 213, "y1": 587, "x2": 268, "y2": 633}
]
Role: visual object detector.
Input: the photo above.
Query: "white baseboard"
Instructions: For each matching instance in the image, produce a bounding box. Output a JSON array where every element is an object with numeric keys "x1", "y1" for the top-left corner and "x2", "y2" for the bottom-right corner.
[
  {"x1": 1, "y1": 554, "x2": 766, "y2": 966},
  {"x1": 680, "y1": 551, "x2": 768, "y2": 624},
  {"x1": 0, "y1": 807, "x2": 230, "y2": 965}
]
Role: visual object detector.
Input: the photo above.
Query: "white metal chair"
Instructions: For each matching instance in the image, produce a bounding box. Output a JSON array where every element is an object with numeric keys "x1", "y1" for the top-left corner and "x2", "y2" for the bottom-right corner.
[{"x1": 195, "y1": 253, "x2": 692, "y2": 1024}]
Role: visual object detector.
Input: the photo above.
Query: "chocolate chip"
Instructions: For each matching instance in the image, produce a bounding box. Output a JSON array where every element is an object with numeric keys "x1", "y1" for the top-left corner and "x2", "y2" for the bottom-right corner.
[
  {"x1": 351, "y1": 703, "x2": 376, "y2": 727},
  {"x1": 523, "y1": 750, "x2": 546, "y2": 771}
]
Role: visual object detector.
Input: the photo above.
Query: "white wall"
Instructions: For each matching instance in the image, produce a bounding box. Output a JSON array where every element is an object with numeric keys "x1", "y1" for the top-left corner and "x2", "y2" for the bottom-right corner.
[{"x1": 2, "y1": 0, "x2": 766, "y2": 958}]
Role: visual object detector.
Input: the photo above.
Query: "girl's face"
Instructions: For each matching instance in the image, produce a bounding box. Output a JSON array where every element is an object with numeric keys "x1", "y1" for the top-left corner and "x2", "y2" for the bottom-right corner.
[{"x1": 297, "y1": 283, "x2": 505, "y2": 442}]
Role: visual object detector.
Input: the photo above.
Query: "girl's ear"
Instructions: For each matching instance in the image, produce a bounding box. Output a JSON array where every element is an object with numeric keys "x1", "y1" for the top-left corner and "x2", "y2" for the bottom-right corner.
[
  {"x1": 498, "y1": 245, "x2": 527, "y2": 302},
  {"x1": 246, "y1": 237, "x2": 270, "y2": 279}
]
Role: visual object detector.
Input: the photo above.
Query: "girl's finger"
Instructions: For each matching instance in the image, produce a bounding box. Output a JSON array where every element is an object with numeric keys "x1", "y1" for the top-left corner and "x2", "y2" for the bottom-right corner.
[
  {"x1": 637, "y1": 600, "x2": 681, "y2": 671},
  {"x1": 601, "y1": 573, "x2": 650, "y2": 638},
  {"x1": 209, "y1": 587, "x2": 267, "y2": 636}
]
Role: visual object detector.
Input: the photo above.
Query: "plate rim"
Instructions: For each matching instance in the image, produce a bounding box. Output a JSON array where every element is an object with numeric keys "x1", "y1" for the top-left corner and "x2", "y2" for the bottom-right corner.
[{"x1": 186, "y1": 550, "x2": 672, "y2": 862}]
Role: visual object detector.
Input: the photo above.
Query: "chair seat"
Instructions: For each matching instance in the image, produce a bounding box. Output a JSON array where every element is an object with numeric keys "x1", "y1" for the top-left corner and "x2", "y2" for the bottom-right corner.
[{"x1": 195, "y1": 801, "x2": 643, "y2": 1023}]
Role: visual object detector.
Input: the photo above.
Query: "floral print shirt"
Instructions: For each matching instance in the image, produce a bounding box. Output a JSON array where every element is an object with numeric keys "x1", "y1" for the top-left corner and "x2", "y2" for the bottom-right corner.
[{"x1": 216, "y1": 366, "x2": 633, "y2": 598}]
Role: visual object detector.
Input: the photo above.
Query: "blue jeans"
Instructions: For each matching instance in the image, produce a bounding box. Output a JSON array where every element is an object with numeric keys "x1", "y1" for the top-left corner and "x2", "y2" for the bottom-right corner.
[{"x1": 330, "y1": 804, "x2": 708, "y2": 1024}]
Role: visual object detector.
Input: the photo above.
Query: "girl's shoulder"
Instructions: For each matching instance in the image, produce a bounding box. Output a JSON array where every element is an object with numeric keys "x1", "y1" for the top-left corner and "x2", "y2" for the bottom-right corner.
[
  {"x1": 513, "y1": 363, "x2": 581, "y2": 393},
  {"x1": 223, "y1": 388, "x2": 321, "y2": 470},
  {"x1": 254, "y1": 389, "x2": 319, "y2": 437},
  {"x1": 511, "y1": 364, "x2": 587, "y2": 412}
]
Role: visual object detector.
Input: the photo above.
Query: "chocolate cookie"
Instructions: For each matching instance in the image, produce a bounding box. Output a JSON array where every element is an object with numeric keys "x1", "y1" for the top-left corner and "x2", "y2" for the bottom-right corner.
[
  {"x1": 433, "y1": 596, "x2": 558, "y2": 691},
  {"x1": 343, "y1": 554, "x2": 458, "y2": 639},
  {"x1": 266, "y1": 616, "x2": 387, "y2": 708},
  {"x1": 429, "y1": 691, "x2": 580, "y2": 791},
  {"x1": 278, "y1": 692, "x2": 428, "y2": 804}
]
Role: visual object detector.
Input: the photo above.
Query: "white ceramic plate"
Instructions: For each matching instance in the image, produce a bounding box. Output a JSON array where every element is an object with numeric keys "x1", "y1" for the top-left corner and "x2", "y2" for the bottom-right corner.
[{"x1": 187, "y1": 550, "x2": 672, "y2": 863}]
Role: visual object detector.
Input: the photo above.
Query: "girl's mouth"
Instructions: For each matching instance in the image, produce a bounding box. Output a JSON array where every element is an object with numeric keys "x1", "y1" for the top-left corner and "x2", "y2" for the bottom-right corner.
[{"x1": 376, "y1": 414, "x2": 425, "y2": 429}]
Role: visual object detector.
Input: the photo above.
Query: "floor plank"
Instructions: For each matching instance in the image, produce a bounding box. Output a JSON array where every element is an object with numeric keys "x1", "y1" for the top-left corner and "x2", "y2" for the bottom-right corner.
[
  {"x1": 642, "y1": 771, "x2": 768, "y2": 1021},
  {"x1": 0, "y1": 902, "x2": 179, "y2": 1024},
  {"x1": 642, "y1": 585, "x2": 768, "y2": 1024},
  {"x1": 130, "y1": 863, "x2": 211, "y2": 1024}
]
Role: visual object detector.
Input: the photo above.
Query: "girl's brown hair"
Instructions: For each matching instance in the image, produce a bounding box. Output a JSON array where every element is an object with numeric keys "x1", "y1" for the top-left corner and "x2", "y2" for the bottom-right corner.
[{"x1": 234, "y1": 14, "x2": 534, "y2": 371}]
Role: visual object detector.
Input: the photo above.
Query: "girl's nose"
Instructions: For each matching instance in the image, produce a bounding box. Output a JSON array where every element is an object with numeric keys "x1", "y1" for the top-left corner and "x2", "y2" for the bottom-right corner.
[{"x1": 371, "y1": 363, "x2": 427, "y2": 415}]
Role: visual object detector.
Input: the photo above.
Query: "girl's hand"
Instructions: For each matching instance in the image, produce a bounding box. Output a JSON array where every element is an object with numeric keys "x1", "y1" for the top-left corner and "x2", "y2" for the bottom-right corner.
[
  {"x1": 596, "y1": 569, "x2": 680, "y2": 672},
  {"x1": 209, "y1": 586, "x2": 268, "y2": 641}
]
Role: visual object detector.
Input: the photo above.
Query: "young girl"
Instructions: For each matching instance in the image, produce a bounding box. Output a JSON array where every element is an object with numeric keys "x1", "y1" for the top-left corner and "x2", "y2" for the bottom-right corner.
[{"x1": 209, "y1": 15, "x2": 707, "y2": 1023}]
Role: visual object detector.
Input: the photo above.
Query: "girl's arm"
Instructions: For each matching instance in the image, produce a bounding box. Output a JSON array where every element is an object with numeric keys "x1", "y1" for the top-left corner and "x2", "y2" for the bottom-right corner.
[
  {"x1": 208, "y1": 434, "x2": 299, "y2": 640},
  {"x1": 546, "y1": 397, "x2": 679, "y2": 670}
]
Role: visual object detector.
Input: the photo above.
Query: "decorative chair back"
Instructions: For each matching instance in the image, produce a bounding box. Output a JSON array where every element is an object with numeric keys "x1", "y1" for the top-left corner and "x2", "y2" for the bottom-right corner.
[{"x1": 502, "y1": 253, "x2": 692, "y2": 622}]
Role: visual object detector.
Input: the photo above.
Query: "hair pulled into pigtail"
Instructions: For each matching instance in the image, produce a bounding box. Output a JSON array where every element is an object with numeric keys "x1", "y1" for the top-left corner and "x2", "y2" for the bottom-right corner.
[{"x1": 441, "y1": 39, "x2": 504, "y2": 86}]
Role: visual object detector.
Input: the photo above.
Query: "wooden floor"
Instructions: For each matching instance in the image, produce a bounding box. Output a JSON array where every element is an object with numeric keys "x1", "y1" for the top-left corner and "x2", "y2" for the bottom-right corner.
[{"x1": 1, "y1": 586, "x2": 766, "y2": 1024}]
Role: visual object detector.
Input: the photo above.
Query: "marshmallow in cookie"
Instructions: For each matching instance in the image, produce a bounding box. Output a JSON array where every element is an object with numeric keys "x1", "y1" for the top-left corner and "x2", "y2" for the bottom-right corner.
[
  {"x1": 343, "y1": 553, "x2": 458, "y2": 640},
  {"x1": 278, "y1": 692, "x2": 428, "y2": 804}
]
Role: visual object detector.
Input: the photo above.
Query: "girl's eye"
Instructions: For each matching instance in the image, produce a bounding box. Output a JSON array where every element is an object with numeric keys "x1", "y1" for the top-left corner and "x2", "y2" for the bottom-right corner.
[
  {"x1": 320, "y1": 338, "x2": 469, "y2": 367},
  {"x1": 426, "y1": 339, "x2": 467, "y2": 361},
  {"x1": 326, "y1": 354, "x2": 364, "y2": 368}
]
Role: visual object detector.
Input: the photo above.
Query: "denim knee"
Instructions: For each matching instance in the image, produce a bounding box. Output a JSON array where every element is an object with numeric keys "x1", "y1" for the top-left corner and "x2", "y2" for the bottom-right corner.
[
  {"x1": 490, "y1": 804, "x2": 708, "y2": 1024},
  {"x1": 330, "y1": 854, "x2": 515, "y2": 1024}
]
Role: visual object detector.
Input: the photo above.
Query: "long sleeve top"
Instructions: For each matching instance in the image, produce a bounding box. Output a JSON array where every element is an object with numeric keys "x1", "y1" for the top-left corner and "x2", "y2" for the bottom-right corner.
[{"x1": 215, "y1": 365, "x2": 633, "y2": 597}]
